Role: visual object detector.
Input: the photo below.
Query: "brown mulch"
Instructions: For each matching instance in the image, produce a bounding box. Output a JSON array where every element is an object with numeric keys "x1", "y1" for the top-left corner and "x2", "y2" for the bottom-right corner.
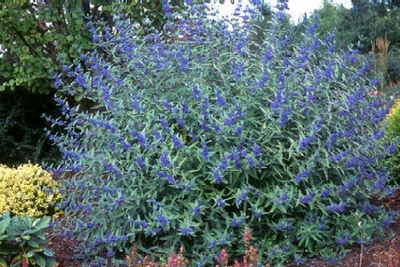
[{"x1": 46, "y1": 190, "x2": 400, "y2": 267}]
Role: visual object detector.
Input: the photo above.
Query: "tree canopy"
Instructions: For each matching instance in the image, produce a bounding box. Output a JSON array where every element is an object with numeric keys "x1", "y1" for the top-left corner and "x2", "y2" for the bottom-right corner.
[
  {"x1": 352, "y1": 0, "x2": 400, "y2": 9},
  {"x1": 0, "y1": 0, "x2": 232, "y2": 94}
]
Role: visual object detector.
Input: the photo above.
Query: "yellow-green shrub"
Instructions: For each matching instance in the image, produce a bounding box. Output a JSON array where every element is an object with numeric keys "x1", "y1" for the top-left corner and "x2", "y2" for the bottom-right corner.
[
  {"x1": 383, "y1": 98, "x2": 400, "y2": 181},
  {"x1": 0, "y1": 163, "x2": 61, "y2": 218}
]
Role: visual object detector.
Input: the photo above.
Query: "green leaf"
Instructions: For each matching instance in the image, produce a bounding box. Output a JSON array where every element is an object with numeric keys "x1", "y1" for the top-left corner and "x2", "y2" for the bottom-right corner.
[
  {"x1": 25, "y1": 251, "x2": 35, "y2": 258},
  {"x1": 10, "y1": 257, "x2": 23, "y2": 267},
  {"x1": 23, "y1": 215, "x2": 33, "y2": 227},
  {"x1": 0, "y1": 258, "x2": 8, "y2": 267},
  {"x1": 32, "y1": 216, "x2": 50, "y2": 230},
  {"x1": 0, "y1": 235, "x2": 8, "y2": 241},
  {"x1": 71, "y1": 12, "x2": 79, "y2": 19},
  {"x1": 21, "y1": 235, "x2": 31, "y2": 240},
  {"x1": 45, "y1": 257, "x2": 57, "y2": 267},
  {"x1": 277, "y1": 204, "x2": 287, "y2": 213},
  {"x1": 33, "y1": 254, "x2": 46, "y2": 267},
  {"x1": 42, "y1": 248, "x2": 53, "y2": 257},
  {"x1": 75, "y1": 18, "x2": 84, "y2": 25},
  {"x1": 27, "y1": 240, "x2": 40, "y2": 248},
  {"x1": 0, "y1": 214, "x2": 10, "y2": 235}
]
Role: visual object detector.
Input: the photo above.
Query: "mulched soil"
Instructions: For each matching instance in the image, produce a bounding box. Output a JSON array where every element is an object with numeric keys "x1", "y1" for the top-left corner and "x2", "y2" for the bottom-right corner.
[{"x1": 46, "y1": 189, "x2": 400, "y2": 267}]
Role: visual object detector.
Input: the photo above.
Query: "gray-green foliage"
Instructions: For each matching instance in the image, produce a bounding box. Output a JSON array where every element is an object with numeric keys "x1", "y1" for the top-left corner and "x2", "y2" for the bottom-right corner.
[{"x1": 51, "y1": 3, "x2": 398, "y2": 266}]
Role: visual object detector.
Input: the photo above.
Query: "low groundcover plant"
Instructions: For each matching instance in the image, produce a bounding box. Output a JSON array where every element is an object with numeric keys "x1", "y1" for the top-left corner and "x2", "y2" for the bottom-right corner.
[
  {"x1": 0, "y1": 212, "x2": 56, "y2": 267},
  {"x1": 49, "y1": 2, "x2": 399, "y2": 266}
]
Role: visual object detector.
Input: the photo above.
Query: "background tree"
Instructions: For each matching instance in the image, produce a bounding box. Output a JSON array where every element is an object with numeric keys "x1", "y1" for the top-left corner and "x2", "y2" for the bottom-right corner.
[
  {"x1": 352, "y1": 0, "x2": 400, "y2": 9},
  {"x1": 0, "y1": 0, "x2": 199, "y2": 94},
  {"x1": 305, "y1": 0, "x2": 400, "y2": 87}
]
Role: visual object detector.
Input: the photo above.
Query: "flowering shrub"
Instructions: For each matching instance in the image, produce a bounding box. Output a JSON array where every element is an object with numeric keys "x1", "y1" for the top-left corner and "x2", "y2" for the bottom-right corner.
[
  {"x1": 0, "y1": 163, "x2": 61, "y2": 218},
  {"x1": 50, "y1": 3, "x2": 398, "y2": 266}
]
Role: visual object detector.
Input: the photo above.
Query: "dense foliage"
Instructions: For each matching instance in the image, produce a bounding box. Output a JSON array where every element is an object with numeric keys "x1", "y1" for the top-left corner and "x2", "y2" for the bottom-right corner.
[
  {"x1": 0, "y1": 164, "x2": 61, "y2": 218},
  {"x1": 49, "y1": 3, "x2": 399, "y2": 266}
]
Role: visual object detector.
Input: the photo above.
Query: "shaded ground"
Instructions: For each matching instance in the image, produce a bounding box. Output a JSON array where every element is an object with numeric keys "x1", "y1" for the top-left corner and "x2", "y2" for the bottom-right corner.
[{"x1": 46, "y1": 190, "x2": 400, "y2": 267}]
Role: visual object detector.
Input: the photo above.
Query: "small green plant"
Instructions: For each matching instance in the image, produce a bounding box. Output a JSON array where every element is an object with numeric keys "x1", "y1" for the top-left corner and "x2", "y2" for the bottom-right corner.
[
  {"x1": 0, "y1": 212, "x2": 56, "y2": 267},
  {"x1": 0, "y1": 164, "x2": 61, "y2": 218}
]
